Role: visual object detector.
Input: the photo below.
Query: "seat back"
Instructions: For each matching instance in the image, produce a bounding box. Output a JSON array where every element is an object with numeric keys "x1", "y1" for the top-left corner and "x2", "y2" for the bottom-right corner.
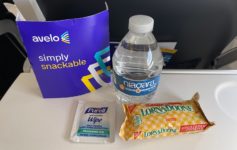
[
  {"x1": 106, "y1": 0, "x2": 237, "y2": 68},
  {"x1": 22, "y1": 0, "x2": 237, "y2": 68},
  {"x1": 0, "y1": 2, "x2": 26, "y2": 98}
]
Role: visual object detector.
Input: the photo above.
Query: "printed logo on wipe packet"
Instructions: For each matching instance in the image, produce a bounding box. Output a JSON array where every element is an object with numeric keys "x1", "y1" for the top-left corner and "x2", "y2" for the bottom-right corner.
[
  {"x1": 85, "y1": 107, "x2": 108, "y2": 114},
  {"x1": 32, "y1": 31, "x2": 70, "y2": 44}
]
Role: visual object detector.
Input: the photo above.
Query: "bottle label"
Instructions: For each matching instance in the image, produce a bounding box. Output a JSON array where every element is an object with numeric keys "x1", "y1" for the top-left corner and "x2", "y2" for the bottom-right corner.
[{"x1": 113, "y1": 71, "x2": 160, "y2": 96}]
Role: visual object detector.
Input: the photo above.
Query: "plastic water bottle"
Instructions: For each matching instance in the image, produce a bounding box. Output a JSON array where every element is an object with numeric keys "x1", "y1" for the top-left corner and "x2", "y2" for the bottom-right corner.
[{"x1": 112, "y1": 15, "x2": 163, "y2": 103}]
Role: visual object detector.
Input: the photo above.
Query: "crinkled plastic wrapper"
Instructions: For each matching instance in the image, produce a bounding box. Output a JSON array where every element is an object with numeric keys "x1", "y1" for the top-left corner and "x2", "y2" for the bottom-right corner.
[{"x1": 119, "y1": 93, "x2": 214, "y2": 140}]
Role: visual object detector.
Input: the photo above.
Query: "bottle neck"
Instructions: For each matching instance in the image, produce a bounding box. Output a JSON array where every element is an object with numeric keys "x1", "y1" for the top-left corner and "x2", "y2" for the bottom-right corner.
[
  {"x1": 128, "y1": 30, "x2": 152, "y2": 36},
  {"x1": 124, "y1": 30, "x2": 157, "y2": 46}
]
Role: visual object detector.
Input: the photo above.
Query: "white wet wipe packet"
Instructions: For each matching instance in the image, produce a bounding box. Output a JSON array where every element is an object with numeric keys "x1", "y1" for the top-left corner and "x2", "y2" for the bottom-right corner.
[{"x1": 70, "y1": 100, "x2": 116, "y2": 143}]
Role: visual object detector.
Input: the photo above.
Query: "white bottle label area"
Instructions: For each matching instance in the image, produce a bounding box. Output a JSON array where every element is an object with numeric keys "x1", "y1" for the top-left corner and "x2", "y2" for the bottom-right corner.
[{"x1": 113, "y1": 71, "x2": 160, "y2": 96}]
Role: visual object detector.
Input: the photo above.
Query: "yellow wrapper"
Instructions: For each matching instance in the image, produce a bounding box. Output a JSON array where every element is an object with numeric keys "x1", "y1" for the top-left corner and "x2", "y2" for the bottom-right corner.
[{"x1": 119, "y1": 93, "x2": 214, "y2": 140}]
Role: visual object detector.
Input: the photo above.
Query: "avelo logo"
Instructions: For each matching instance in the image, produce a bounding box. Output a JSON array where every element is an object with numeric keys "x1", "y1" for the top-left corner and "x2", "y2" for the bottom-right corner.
[
  {"x1": 32, "y1": 31, "x2": 70, "y2": 44},
  {"x1": 60, "y1": 31, "x2": 70, "y2": 44}
]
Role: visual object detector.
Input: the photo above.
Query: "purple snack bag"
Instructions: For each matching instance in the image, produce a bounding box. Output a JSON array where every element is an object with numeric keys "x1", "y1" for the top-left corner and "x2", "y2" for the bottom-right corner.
[{"x1": 17, "y1": 10, "x2": 111, "y2": 98}]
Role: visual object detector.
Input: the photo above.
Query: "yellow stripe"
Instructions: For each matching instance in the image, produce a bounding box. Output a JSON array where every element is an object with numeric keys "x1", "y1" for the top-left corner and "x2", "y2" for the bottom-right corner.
[
  {"x1": 81, "y1": 66, "x2": 111, "y2": 92},
  {"x1": 61, "y1": 40, "x2": 70, "y2": 44},
  {"x1": 160, "y1": 48, "x2": 177, "y2": 54}
]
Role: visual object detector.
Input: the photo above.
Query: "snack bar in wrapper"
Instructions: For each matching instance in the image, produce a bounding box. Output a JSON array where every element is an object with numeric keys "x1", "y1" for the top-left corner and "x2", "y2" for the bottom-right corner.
[{"x1": 119, "y1": 93, "x2": 214, "y2": 140}]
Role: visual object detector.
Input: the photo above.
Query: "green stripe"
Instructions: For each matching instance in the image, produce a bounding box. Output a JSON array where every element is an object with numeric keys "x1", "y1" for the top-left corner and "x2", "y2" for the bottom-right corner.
[{"x1": 77, "y1": 128, "x2": 110, "y2": 136}]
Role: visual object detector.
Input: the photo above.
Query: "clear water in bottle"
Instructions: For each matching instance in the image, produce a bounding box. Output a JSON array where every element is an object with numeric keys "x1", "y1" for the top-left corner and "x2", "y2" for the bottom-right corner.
[{"x1": 112, "y1": 15, "x2": 163, "y2": 103}]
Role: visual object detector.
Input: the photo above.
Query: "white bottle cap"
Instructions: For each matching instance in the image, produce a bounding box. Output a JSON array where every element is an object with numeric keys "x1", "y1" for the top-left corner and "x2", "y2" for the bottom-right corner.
[{"x1": 128, "y1": 15, "x2": 154, "y2": 33}]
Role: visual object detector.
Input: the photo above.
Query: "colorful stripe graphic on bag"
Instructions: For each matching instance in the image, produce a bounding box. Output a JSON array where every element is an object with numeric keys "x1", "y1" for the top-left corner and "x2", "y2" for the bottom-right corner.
[{"x1": 82, "y1": 46, "x2": 111, "y2": 92}]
